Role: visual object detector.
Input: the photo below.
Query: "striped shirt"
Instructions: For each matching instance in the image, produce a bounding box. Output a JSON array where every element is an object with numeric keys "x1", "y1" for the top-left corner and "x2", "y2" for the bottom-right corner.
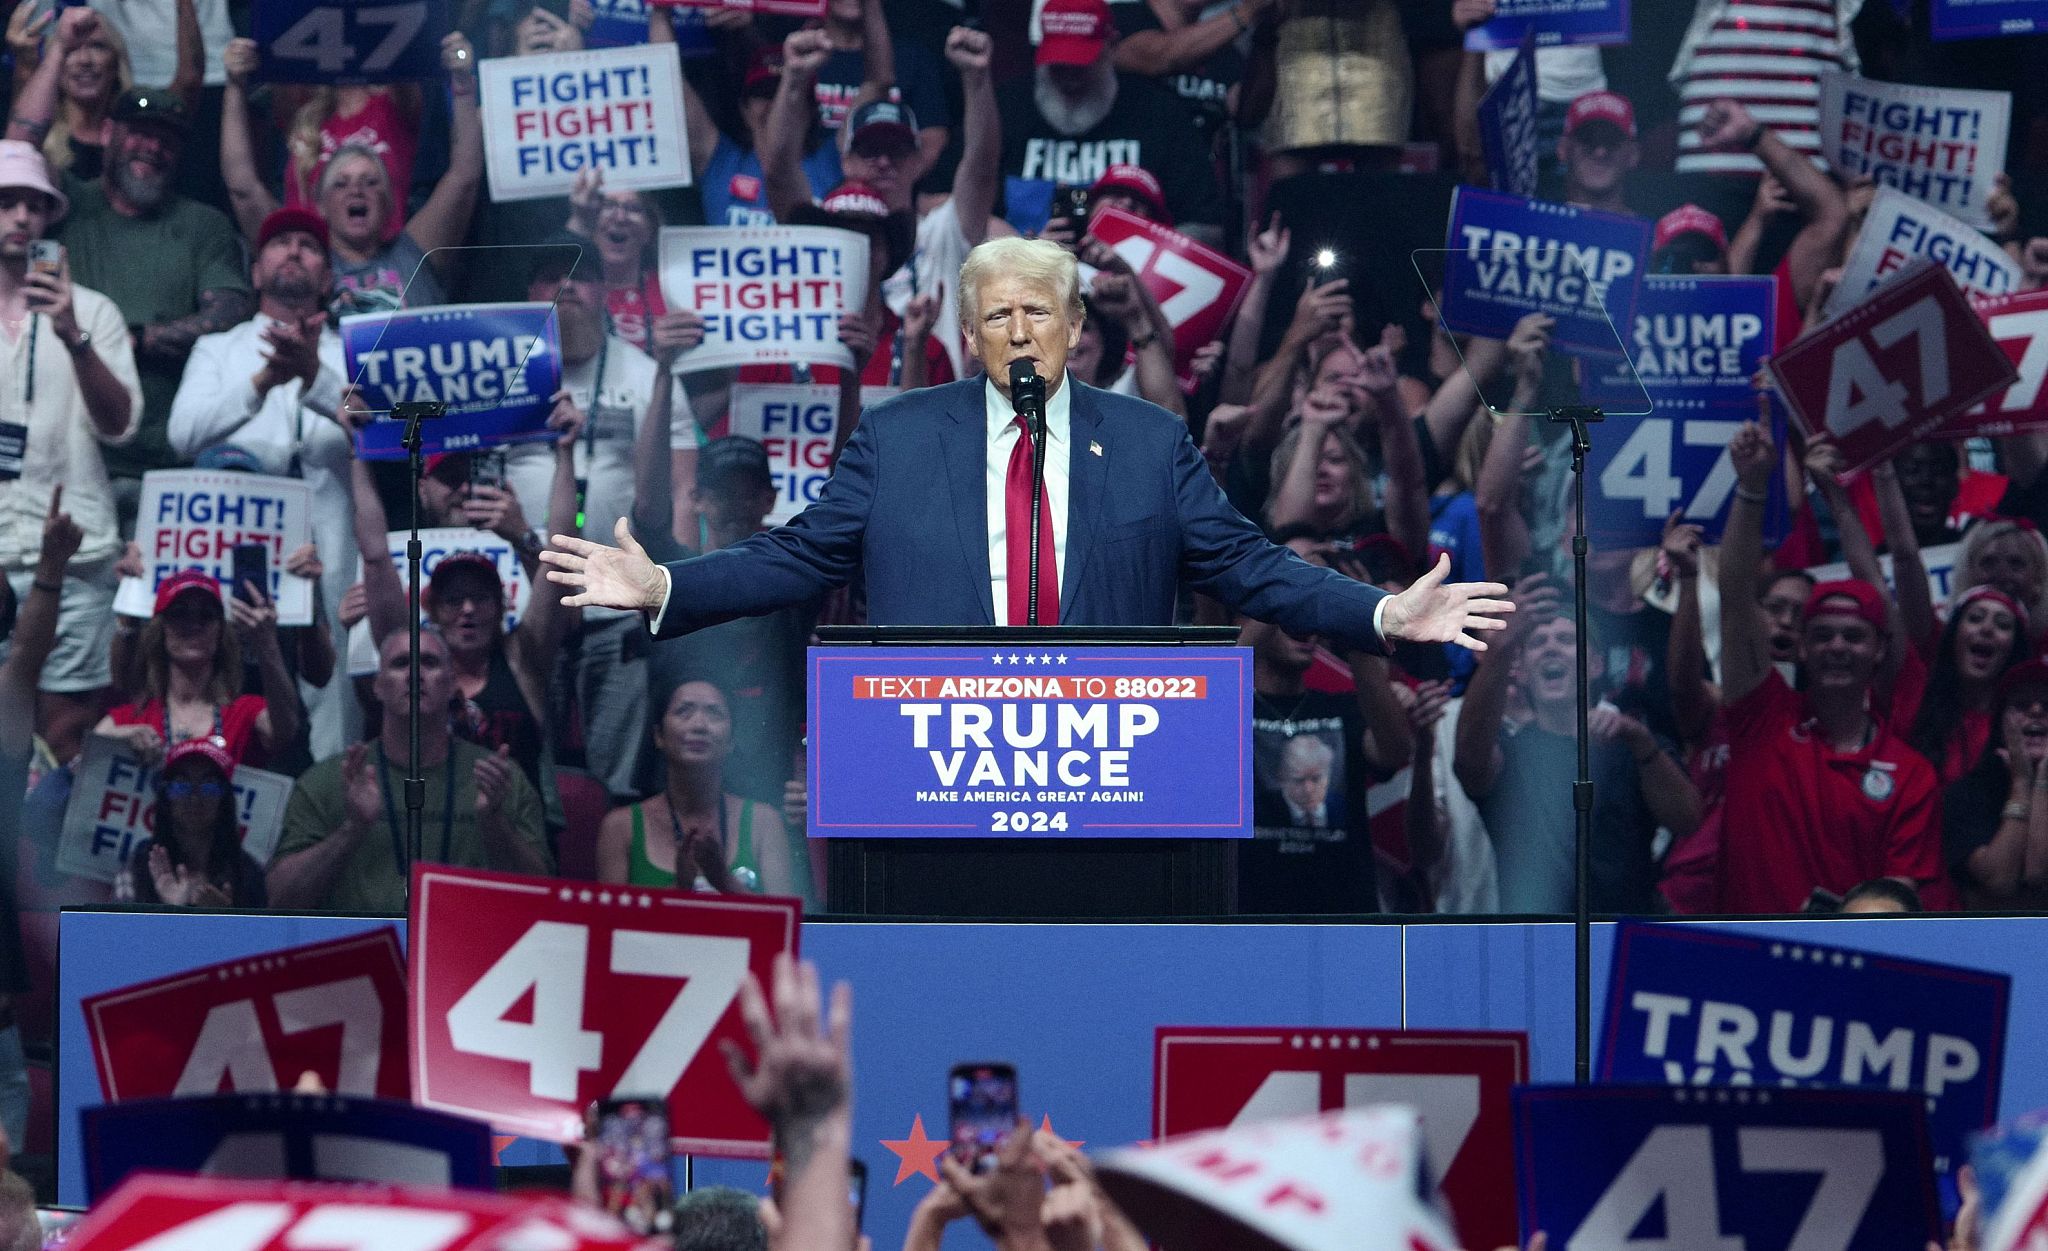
[{"x1": 1670, "y1": 0, "x2": 1860, "y2": 173}]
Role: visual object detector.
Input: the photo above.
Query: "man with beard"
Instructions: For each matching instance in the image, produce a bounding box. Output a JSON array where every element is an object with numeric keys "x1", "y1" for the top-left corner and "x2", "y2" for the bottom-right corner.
[
  {"x1": 7, "y1": 39, "x2": 252, "y2": 504},
  {"x1": 167, "y1": 207, "x2": 356, "y2": 758},
  {"x1": 504, "y1": 239, "x2": 701, "y2": 800},
  {"x1": 0, "y1": 139, "x2": 140, "y2": 764},
  {"x1": 1715, "y1": 421, "x2": 1950, "y2": 912},
  {"x1": 998, "y1": 0, "x2": 1223, "y2": 244},
  {"x1": 1453, "y1": 573, "x2": 1699, "y2": 914}
]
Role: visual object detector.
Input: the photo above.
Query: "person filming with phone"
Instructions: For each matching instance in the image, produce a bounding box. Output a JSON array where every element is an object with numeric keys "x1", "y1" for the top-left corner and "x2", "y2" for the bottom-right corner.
[
  {"x1": 544, "y1": 236, "x2": 1512, "y2": 655},
  {"x1": 0, "y1": 139, "x2": 140, "y2": 766}
]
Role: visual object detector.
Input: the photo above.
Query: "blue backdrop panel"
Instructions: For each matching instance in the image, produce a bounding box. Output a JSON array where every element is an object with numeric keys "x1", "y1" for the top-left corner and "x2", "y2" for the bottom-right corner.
[{"x1": 55, "y1": 912, "x2": 1407, "y2": 1247}]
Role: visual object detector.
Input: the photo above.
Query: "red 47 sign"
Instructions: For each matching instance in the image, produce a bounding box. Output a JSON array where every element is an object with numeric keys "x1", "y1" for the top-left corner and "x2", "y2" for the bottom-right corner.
[
  {"x1": 1087, "y1": 206, "x2": 1252, "y2": 387},
  {"x1": 1769, "y1": 260, "x2": 2016, "y2": 478},
  {"x1": 64, "y1": 1174, "x2": 655, "y2": 1251},
  {"x1": 408, "y1": 866, "x2": 801, "y2": 1155},
  {"x1": 1931, "y1": 287, "x2": 2048, "y2": 439},
  {"x1": 1154, "y1": 1026, "x2": 1526, "y2": 1251},
  {"x1": 83, "y1": 929, "x2": 408, "y2": 1101}
]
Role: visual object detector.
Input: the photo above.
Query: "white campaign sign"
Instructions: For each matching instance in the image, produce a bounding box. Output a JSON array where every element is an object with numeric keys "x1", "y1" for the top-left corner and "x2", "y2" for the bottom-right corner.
[
  {"x1": 1829, "y1": 187, "x2": 2021, "y2": 316},
  {"x1": 115, "y1": 471, "x2": 316, "y2": 626},
  {"x1": 478, "y1": 43, "x2": 690, "y2": 202},
  {"x1": 1806, "y1": 542, "x2": 1962, "y2": 610},
  {"x1": 1096, "y1": 1107, "x2": 1459, "y2": 1251},
  {"x1": 1818, "y1": 73, "x2": 2010, "y2": 229},
  {"x1": 657, "y1": 226, "x2": 870, "y2": 373},
  {"x1": 725, "y1": 385, "x2": 896, "y2": 525}
]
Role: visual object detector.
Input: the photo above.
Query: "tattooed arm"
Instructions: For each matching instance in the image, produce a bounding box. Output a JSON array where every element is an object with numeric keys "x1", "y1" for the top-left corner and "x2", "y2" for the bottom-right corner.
[{"x1": 137, "y1": 288, "x2": 257, "y2": 364}]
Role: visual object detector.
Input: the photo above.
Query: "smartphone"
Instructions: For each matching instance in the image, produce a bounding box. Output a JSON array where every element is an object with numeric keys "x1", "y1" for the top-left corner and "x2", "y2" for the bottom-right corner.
[
  {"x1": 468, "y1": 448, "x2": 507, "y2": 496},
  {"x1": 848, "y1": 1157, "x2": 867, "y2": 1233},
  {"x1": 28, "y1": 240, "x2": 62, "y2": 279},
  {"x1": 230, "y1": 542, "x2": 269, "y2": 605},
  {"x1": 947, "y1": 1062, "x2": 1018, "y2": 1174},
  {"x1": 1052, "y1": 185, "x2": 1091, "y2": 228},
  {"x1": 592, "y1": 1096, "x2": 674, "y2": 1235}
]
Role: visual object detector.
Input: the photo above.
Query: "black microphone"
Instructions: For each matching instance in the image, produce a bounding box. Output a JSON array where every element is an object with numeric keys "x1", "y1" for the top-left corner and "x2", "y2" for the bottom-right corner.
[
  {"x1": 1008, "y1": 359, "x2": 1051, "y2": 626},
  {"x1": 1009, "y1": 358, "x2": 1047, "y2": 429}
]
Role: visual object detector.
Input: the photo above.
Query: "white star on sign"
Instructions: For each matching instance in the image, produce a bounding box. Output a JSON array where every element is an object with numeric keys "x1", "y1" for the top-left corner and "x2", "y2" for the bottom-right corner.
[
  {"x1": 1024, "y1": 654, "x2": 1036, "y2": 665},
  {"x1": 1056, "y1": 654, "x2": 1068, "y2": 664},
  {"x1": 991, "y1": 654, "x2": 1005, "y2": 664},
  {"x1": 1009, "y1": 653, "x2": 1022, "y2": 664},
  {"x1": 1041, "y1": 653, "x2": 1054, "y2": 664}
]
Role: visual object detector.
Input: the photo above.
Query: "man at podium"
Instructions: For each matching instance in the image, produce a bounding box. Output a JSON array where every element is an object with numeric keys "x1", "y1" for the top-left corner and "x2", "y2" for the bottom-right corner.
[{"x1": 544, "y1": 238, "x2": 1511, "y2": 653}]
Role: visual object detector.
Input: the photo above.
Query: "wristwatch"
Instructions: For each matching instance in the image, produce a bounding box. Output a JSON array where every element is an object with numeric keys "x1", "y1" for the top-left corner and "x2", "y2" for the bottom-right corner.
[
  {"x1": 518, "y1": 529, "x2": 545, "y2": 558},
  {"x1": 64, "y1": 329, "x2": 91, "y2": 355}
]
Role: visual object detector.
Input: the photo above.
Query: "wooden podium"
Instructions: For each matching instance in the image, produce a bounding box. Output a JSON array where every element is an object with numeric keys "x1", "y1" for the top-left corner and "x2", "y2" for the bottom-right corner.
[{"x1": 814, "y1": 625, "x2": 1240, "y2": 919}]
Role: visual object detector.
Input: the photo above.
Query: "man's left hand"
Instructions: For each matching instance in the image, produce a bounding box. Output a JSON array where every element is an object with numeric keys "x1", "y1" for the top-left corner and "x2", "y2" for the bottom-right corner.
[{"x1": 1377, "y1": 553, "x2": 1513, "y2": 651}]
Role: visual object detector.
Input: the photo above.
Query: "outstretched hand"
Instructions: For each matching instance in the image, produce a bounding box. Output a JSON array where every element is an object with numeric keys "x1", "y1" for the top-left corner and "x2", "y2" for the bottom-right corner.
[
  {"x1": 541, "y1": 517, "x2": 668, "y2": 613},
  {"x1": 1377, "y1": 553, "x2": 1513, "y2": 651}
]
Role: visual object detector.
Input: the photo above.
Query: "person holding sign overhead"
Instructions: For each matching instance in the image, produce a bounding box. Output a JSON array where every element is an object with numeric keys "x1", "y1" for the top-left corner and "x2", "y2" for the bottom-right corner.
[
  {"x1": 219, "y1": 30, "x2": 482, "y2": 315},
  {"x1": 543, "y1": 237, "x2": 1513, "y2": 653}
]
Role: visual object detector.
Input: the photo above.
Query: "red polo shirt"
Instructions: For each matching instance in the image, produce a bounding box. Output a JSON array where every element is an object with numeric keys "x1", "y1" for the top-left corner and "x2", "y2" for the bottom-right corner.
[{"x1": 1715, "y1": 671, "x2": 1949, "y2": 912}]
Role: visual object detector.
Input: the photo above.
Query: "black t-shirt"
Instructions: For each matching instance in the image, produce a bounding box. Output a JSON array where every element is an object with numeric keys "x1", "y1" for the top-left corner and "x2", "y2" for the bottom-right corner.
[
  {"x1": 455, "y1": 647, "x2": 546, "y2": 799},
  {"x1": 1477, "y1": 722, "x2": 1664, "y2": 914},
  {"x1": 814, "y1": 40, "x2": 951, "y2": 133},
  {"x1": 644, "y1": 535, "x2": 816, "y2": 806},
  {"x1": 1940, "y1": 758, "x2": 2036, "y2": 905},
  {"x1": 1589, "y1": 600, "x2": 1678, "y2": 746},
  {"x1": 998, "y1": 71, "x2": 1224, "y2": 228},
  {"x1": 1238, "y1": 687, "x2": 1379, "y2": 913},
  {"x1": 125, "y1": 836, "x2": 270, "y2": 908},
  {"x1": 1108, "y1": 2, "x2": 1242, "y2": 142}
]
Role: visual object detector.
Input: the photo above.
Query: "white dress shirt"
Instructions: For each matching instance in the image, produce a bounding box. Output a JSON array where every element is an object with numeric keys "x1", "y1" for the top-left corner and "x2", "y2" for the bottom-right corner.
[{"x1": 986, "y1": 374, "x2": 1071, "y2": 626}]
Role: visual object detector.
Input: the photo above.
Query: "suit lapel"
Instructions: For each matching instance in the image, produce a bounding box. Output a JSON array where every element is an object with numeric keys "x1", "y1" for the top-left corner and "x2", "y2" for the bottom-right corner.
[
  {"x1": 940, "y1": 384, "x2": 997, "y2": 625},
  {"x1": 1060, "y1": 383, "x2": 1108, "y2": 619}
]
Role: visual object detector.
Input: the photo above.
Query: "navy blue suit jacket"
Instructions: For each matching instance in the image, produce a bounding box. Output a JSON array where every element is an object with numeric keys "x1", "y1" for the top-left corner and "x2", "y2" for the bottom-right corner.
[{"x1": 653, "y1": 378, "x2": 1388, "y2": 650}]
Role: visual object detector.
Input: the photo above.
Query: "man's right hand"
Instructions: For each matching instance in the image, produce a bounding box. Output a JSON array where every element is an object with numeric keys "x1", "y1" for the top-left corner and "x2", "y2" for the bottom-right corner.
[
  {"x1": 341, "y1": 742, "x2": 383, "y2": 830},
  {"x1": 541, "y1": 517, "x2": 668, "y2": 613},
  {"x1": 1292, "y1": 278, "x2": 1350, "y2": 340},
  {"x1": 945, "y1": 25, "x2": 991, "y2": 73},
  {"x1": 223, "y1": 36, "x2": 259, "y2": 89}
]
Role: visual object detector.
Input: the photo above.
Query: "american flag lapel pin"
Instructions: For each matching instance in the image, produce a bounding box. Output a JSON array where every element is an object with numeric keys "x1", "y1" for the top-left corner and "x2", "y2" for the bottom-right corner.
[{"x1": 1089, "y1": 440, "x2": 1103, "y2": 457}]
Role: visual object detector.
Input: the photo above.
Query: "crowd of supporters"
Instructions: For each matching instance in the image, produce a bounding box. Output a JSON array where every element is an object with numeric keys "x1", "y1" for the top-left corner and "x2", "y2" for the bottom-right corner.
[{"x1": 0, "y1": 0, "x2": 2041, "y2": 969}]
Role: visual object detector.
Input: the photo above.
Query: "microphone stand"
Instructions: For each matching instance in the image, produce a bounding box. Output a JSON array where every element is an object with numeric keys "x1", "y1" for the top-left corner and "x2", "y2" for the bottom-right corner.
[
  {"x1": 1010, "y1": 363, "x2": 1050, "y2": 626},
  {"x1": 1549, "y1": 403, "x2": 1602, "y2": 1084},
  {"x1": 393, "y1": 401, "x2": 445, "y2": 888}
]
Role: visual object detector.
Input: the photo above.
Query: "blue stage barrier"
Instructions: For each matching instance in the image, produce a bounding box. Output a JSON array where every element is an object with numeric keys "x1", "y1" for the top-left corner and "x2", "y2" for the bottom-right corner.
[{"x1": 53, "y1": 911, "x2": 2048, "y2": 1245}]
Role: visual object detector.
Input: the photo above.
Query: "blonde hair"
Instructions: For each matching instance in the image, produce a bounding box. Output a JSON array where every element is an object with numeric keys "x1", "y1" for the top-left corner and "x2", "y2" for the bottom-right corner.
[
  {"x1": 1958, "y1": 517, "x2": 2048, "y2": 628},
  {"x1": 43, "y1": 18, "x2": 132, "y2": 172},
  {"x1": 1266, "y1": 422, "x2": 1376, "y2": 533},
  {"x1": 287, "y1": 89, "x2": 341, "y2": 204},
  {"x1": 957, "y1": 237, "x2": 1084, "y2": 332}
]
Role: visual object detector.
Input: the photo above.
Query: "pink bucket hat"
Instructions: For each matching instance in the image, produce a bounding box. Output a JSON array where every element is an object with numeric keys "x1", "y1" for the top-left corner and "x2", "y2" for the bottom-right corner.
[{"x1": 0, "y1": 140, "x2": 69, "y2": 221}]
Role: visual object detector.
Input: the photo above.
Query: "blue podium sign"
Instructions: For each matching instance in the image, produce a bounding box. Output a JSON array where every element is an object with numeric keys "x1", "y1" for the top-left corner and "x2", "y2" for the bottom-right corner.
[
  {"x1": 1515, "y1": 1084, "x2": 1941, "y2": 1251},
  {"x1": 1599, "y1": 920, "x2": 2008, "y2": 1174},
  {"x1": 807, "y1": 645, "x2": 1251, "y2": 838}
]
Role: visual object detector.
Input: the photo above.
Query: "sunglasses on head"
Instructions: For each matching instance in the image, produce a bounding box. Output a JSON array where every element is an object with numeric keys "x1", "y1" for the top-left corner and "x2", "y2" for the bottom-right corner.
[{"x1": 164, "y1": 780, "x2": 226, "y2": 799}]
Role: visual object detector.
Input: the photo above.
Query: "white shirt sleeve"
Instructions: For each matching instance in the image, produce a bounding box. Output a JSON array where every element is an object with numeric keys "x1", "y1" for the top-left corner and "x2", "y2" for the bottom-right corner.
[
  {"x1": 167, "y1": 330, "x2": 261, "y2": 457},
  {"x1": 647, "y1": 564, "x2": 673, "y2": 634},
  {"x1": 1373, "y1": 595, "x2": 1390, "y2": 645}
]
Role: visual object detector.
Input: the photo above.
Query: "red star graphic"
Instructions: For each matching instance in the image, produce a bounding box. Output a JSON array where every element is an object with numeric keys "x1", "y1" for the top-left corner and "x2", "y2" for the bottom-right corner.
[
  {"x1": 881, "y1": 1114, "x2": 949, "y2": 1184},
  {"x1": 1038, "y1": 1114, "x2": 1084, "y2": 1149}
]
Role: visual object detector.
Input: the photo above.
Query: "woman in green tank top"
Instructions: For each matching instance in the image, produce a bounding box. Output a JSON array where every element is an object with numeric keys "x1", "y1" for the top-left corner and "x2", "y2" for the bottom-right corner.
[{"x1": 595, "y1": 679, "x2": 808, "y2": 899}]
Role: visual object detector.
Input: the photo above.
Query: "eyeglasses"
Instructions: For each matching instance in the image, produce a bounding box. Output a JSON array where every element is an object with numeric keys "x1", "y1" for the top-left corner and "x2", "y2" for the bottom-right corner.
[{"x1": 164, "y1": 780, "x2": 225, "y2": 799}]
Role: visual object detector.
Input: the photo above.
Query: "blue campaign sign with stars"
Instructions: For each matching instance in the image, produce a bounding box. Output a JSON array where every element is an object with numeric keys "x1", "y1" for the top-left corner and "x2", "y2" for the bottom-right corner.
[
  {"x1": 1515, "y1": 1084, "x2": 1941, "y2": 1251},
  {"x1": 1598, "y1": 920, "x2": 2008, "y2": 1178},
  {"x1": 342, "y1": 303, "x2": 562, "y2": 460},
  {"x1": 254, "y1": 0, "x2": 449, "y2": 84},
  {"x1": 1584, "y1": 275, "x2": 1788, "y2": 547},
  {"x1": 1440, "y1": 187, "x2": 1652, "y2": 358},
  {"x1": 807, "y1": 646, "x2": 1251, "y2": 839},
  {"x1": 1477, "y1": 37, "x2": 1540, "y2": 199}
]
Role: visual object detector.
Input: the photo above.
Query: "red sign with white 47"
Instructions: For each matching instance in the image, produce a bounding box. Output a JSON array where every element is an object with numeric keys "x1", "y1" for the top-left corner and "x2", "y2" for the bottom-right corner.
[
  {"x1": 83, "y1": 929, "x2": 408, "y2": 1101},
  {"x1": 408, "y1": 866, "x2": 801, "y2": 1155},
  {"x1": 1769, "y1": 260, "x2": 2017, "y2": 478},
  {"x1": 62, "y1": 1174, "x2": 656, "y2": 1251},
  {"x1": 1153, "y1": 1026, "x2": 1526, "y2": 1251}
]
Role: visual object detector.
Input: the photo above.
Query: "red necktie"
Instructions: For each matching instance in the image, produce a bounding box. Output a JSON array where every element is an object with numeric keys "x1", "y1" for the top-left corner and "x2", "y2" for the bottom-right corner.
[{"x1": 1005, "y1": 415, "x2": 1058, "y2": 627}]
